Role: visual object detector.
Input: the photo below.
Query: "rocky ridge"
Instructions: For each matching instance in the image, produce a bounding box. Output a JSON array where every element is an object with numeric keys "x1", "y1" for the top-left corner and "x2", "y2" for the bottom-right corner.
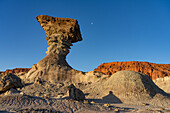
[
  {"x1": 94, "y1": 61, "x2": 170, "y2": 80},
  {"x1": 0, "y1": 68, "x2": 30, "y2": 75}
]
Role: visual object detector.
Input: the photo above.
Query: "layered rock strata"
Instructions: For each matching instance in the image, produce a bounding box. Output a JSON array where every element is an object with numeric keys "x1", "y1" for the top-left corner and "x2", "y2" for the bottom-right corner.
[
  {"x1": 1, "y1": 68, "x2": 30, "y2": 75},
  {"x1": 94, "y1": 61, "x2": 170, "y2": 80},
  {"x1": 26, "y1": 15, "x2": 106, "y2": 83}
]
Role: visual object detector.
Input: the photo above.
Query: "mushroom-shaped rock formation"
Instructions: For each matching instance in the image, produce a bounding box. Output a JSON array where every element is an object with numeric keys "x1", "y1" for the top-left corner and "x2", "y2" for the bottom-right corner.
[
  {"x1": 36, "y1": 15, "x2": 82, "y2": 56},
  {"x1": 26, "y1": 15, "x2": 83, "y2": 82},
  {"x1": 26, "y1": 15, "x2": 106, "y2": 83}
]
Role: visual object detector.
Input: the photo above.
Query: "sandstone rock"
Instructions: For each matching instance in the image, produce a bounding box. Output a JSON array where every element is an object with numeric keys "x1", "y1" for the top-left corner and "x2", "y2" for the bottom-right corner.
[
  {"x1": 26, "y1": 15, "x2": 83, "y2": 82},
  {"x1": 0, "y1": 73, "x2": 23, "y2": 93},
  {"x1": 36, "y1": 15, "x2": 82, "y2": 55},
  {"x1": 90, "y1": 101, "x2": 95, "y2": 104},
  {"x1": 83, "y1": 100, "x2": 90, "y2": 104},
  {"x1": 2, "y1": 68, "x2": 30, "y2": 75},
  {"x1": 103, "y1": 103, "x2": 110, "y2": 107},
  {"x1": 19, "y1": 92, "x2": 26, "y2": 95},
  {"x1": 0, "y1": 69, "x2": 30, "y2": 83},
  {"x1": 68, "y1": 84, "x2": 85, "y2": 101},
  {"x1": 26, "y1": 15, "x2": 108, "y2": 83},
  {"x1": 114, "y1": 108, "x2": 119, "y2": 112},
  {"x1": 94, "y1": 61, "x2": 170, "y2": 80}
]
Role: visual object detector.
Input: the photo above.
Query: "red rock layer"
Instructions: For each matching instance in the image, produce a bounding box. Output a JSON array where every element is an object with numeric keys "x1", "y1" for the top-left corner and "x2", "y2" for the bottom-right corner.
[
  {"x1": 1, "y1": 68, "x2": 31, "y2": 74},
  {"x1": 94, "y1": 61, "x2": 170, "y2": 80}
]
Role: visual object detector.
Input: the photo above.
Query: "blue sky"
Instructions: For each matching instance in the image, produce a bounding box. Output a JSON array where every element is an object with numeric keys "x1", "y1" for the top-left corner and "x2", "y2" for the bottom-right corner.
[{"x1": 1, "y1": 0, "x2": 170, "y2": 71}]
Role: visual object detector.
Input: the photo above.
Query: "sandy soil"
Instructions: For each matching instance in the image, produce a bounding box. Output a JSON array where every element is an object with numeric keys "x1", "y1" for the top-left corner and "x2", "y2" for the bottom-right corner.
[{"x1": 0, "y1": 81, "x2": 169, "y2": 113}]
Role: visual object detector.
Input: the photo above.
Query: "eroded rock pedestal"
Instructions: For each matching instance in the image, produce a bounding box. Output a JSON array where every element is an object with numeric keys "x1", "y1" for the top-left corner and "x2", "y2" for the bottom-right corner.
[
  {"x1": 26, "y1": 15, "x2": 105, "y2": 83},
  {"x1": 26, "y1": 15, "x2": 83, "y2": 82}
]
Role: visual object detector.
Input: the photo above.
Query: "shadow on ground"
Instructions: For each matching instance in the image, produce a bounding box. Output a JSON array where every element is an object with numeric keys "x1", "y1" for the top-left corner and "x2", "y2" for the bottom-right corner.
[
  {"x1": 61, "y1": 91, "x2": 122, "y2": 104},
  {"x1": 87, "y1": 91, "x2": 122, "y2": 104},
  {"x1": 0, "y1": 111, "x2": 13, "y2": 113}
]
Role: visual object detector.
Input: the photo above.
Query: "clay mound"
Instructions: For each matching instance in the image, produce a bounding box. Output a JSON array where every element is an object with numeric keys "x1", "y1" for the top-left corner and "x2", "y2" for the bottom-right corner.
[
  {"x1": 94, "y1": 61, "x2": 170, "y2": 80},
  {"x1": 104, "y1": 70, "x2": 167, "y2": 98},
  {"x1": 84, "y1": 70, "x2": 169, "y2": 103}
]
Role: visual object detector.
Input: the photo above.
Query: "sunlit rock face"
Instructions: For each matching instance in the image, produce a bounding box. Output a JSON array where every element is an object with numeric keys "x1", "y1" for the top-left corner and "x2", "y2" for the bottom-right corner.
[
  {"x1": 36, "y1": 15, "x2": 82, "y2": 56},
  {"x1": 0, "y1": 68, "x2": 30, "y2": 75},
  {"x1": 94, "y1": 61, "x2": 170, "y2": 80},
  {"x1": 26, "y1": 15, "x2": 83, "y2": 82}
]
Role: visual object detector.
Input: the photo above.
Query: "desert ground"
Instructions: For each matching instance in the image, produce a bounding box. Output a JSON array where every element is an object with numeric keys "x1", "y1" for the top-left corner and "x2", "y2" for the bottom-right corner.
[{"x1": 0, "y1": 70, "x2": 169, "y2": 113}]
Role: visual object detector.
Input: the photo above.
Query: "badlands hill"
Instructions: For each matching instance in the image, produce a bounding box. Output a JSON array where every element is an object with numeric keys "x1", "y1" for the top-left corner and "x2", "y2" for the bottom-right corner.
[
  {"x1": 0, "y1": 15, "x2": 170, "y2": 113},
  {"x1": 94, "y1": 61, "x2": 170, "y2": 93},
  {"x1": 94, "y1": 61, "x2": 170, "y2": 80},
  {"x1": 83, "y1": 70, "x2": 169, "y2": 105}
]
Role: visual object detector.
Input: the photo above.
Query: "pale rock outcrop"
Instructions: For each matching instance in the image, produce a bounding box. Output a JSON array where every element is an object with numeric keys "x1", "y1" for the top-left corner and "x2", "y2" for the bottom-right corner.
[
  {"x1": 26, "y1": 15, "x2": 107, "y2": 83},
  {"x1": 0, "y1": 73, "x2": 23, "y2": 93},
  {"x1": 153, "y1": 76, "x2": 170, "y2": 93}
]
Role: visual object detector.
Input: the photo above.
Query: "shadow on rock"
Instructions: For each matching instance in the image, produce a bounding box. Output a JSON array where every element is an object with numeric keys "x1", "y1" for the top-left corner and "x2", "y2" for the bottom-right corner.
[{"x1": 88, "y1": 91, "x2": 122, "y2": 104}]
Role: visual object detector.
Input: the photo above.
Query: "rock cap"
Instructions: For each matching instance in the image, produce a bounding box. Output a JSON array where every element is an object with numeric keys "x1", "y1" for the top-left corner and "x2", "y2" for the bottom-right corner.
[{"x1": 36, "y1": 15, "x2": 82, "y2": 43}]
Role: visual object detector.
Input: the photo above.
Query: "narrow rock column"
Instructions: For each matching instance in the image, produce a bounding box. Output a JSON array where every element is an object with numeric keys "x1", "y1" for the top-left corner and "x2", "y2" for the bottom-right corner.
[{"x1": 26, "y1": 15, "x2": 82, "y2": 82}]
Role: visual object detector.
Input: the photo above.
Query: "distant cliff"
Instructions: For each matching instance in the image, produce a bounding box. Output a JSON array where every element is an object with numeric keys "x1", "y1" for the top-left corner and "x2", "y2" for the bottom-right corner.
[
  {"x1": 94, "y1": 61, "x2": 170, "y2": 80},
  {"x1": 0, "y1": 68, "x2": 31, "y2": 75}
]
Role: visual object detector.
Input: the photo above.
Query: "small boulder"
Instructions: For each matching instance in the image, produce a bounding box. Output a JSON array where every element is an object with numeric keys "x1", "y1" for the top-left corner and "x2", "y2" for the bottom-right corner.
[
  {"x1": 68, "y1": 84, "x2": 85, "y2": 101},
  {"x1": 0, "y1": 73, "x2": 23, "y2": 93}
]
